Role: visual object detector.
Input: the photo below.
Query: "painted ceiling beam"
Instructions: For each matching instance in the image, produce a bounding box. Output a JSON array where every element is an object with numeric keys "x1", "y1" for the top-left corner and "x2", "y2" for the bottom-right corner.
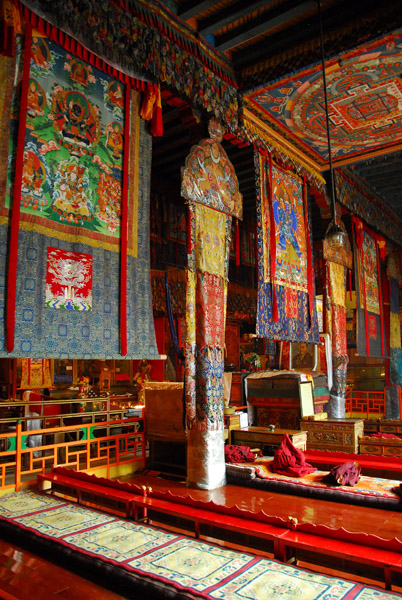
[
  {"x1": 356, "y1": 164, "x2": 402, "y2": 176},
  {"x1": 214, "y1": 0, "x2": 317, "y2": 52},
  {"x1": 198, "y1": 0, "x2": 277, "y2": 37},
  {"x1": 233, "y1": 18, "x2": 318, "y2": 70},
  {"x1": 178, "y1": 0, "x2": 218, "y2": 22}
]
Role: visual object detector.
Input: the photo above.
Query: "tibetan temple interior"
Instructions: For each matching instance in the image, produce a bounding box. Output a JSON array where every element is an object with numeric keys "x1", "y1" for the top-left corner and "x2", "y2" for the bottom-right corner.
[{"x1": 0, "y1": 0, "x2": 402, "y2": 598}]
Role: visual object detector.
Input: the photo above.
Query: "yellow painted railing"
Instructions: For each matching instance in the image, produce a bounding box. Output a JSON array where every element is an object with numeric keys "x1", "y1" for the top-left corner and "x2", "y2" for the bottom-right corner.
[{"x1": 0, "y1": 417, "x2": 145, "y2": 493}]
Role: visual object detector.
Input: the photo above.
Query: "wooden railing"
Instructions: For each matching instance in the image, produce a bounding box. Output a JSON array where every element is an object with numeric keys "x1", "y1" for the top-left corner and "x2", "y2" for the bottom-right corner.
[
  {"x1": 345, "y1": 390, "x2": 386, "y2": 418},
  {"x1": 0, "y1": 416, "x2": 145, "y2": 493},
  {"x1": 345, "y1": 388, "x2": 402, "y2": 419}
]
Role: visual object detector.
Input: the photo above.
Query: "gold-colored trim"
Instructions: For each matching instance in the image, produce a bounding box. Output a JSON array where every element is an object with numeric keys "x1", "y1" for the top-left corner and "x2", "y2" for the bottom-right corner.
[{"x1": 242, "y1": 108, "x2": 325, "y2": 185}]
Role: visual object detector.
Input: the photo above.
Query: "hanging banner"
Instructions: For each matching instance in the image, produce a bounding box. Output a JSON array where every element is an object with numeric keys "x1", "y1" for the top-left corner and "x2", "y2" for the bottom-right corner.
[
  {"x1": 389, "y1": 276, "x2": 402, "y2": 386},
  {"x1": 5, "y1": 32, "x2": 135, "y2": 253},
  {"x1": 185, "y1": 201, "x2": 230, "y2": 430},
  {"x1": 256, "y1": 153, "x2": 319, "y2": 343},
  {"x1": 353, "y1": 217, "x2": 388, "y2": 359},
  {"x1": 0, "y1": 32, "x2": 158, "y2": 359},
  {"x1": 20, "y1": 358, "x2": 52, "y2": 389}
]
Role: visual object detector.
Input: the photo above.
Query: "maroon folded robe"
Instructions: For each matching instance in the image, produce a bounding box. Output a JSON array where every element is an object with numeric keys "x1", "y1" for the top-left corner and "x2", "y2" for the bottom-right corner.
[
  {"x1": 322, "y1": 461, "x2": 361, "y2": 486},
  {"x1": 272, "y1": 433, "x2": 316, "y2": 477},
  {"x1": 225, "y1": 445, "x2": 257, "y2": 464}
]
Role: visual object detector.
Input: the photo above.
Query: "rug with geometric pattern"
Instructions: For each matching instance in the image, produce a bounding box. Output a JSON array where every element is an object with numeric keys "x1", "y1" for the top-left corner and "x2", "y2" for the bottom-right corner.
[{"x1": 0, "y1": 491, "x2": 400, "y2": 600}]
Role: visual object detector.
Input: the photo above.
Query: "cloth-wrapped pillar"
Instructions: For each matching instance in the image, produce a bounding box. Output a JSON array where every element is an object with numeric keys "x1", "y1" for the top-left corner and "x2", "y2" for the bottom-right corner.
[
  {"x1": 185, "y1": 201, "x2": 232, "y2": 489},
  {"x1": 181, "y1": 117, "x2": 242, "y2": 490},
  {"x1": 322, "y1": 208, "x2": 352, "y2": 418},
  {"x1": 326, "y1": 261, "x2": 348, "y2": 417},
  {"x1": 387, "y1": 252, "x2": 402, "y2": 418}
]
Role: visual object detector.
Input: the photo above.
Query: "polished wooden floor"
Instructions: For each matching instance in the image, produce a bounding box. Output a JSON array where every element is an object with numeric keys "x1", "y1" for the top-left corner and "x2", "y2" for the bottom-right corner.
[
  {"x1": 1, "y1": 474, "x2": 401, "y2": 599},
  {"x1": 0, "y1": 538, "x2": 130, "y2": 600},
  {"x1": 127, "y1": 471, "x2": 402, "y2": 540}
]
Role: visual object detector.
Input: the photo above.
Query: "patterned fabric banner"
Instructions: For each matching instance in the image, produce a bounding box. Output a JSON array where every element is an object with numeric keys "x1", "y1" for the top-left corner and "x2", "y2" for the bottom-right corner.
[
  {"x1": 20, "y1": 358, "x2": 52, "y2": 388},
  {"x1": 3, "y1": 33, "x2": 138, "y2": 254},
  {"x1": 353, "y1": 217, "x2": 387, "y2": 359},
  {"x1": 185, "y1": 202, "x2": 231, "y2": 429},
  {"x1": 19, "y1": 0, "x2": 238, "y2": 131},
  {"x1": 0, "y1": 34, "x2": 158, "y2": 359},
  {"x1": 389, "y1": 276, "x2": 402, "y2": 386},
  {"x1": 255, "y1": 153, "x2": 319, "y2": 343},
  {"x1": 329, "y1": 262, "x2": 346, "y2": 308},
  {"x1": 326, "y1": 260, "x2": 348, "y2": 400},
  {"x1": 45, "y1": 247, "x2": 93, "y2": 311}
]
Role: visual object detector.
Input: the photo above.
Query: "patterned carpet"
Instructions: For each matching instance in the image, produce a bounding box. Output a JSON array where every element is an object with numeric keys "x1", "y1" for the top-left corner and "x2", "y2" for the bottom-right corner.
[
  {"x1": 226, "y1": 458, "x2": 402, "y2": 510},
  {"x1": 243, "y1": 458, "x2": 401, "y2": 498},
  {"x1": 0, "y1": 491, "x2": 401, "y2": 600}
]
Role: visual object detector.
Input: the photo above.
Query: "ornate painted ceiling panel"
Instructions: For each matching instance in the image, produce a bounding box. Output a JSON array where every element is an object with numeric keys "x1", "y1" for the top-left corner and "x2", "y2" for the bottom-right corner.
[{"x1": 244, "y1": 30, "x2": 402, "y2": 169}]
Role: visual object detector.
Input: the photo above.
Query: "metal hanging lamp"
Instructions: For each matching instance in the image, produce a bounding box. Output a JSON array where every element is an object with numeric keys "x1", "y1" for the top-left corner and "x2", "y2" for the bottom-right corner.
[{"x1": 318, "y1": 0, "x2": 348, "y2": 251}]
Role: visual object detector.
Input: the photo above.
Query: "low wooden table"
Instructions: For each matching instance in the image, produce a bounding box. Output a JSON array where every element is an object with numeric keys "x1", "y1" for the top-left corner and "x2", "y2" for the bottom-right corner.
[
  {"x1": 230, "y1": 427, "x2": 307, "y2": 453},
  {"x1": 300, "y1": 418, "x2": 364, "y2": 453},
  {"x1": 359, "y1": 435, "x2": 402, "y2": 457}
]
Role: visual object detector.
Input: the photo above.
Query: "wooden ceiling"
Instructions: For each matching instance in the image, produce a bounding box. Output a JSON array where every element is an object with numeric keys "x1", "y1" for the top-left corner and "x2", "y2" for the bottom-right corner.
[{"x1": 151, "y1": 0, "x2": 402, "y2": 221}]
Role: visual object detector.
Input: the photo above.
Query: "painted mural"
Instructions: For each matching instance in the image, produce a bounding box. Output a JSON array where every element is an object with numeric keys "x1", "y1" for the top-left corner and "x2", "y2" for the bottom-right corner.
[
  {"x1": 246, "y1": 30, "x2": 402, "y2": 166},
  {"x1": 256, "y1": 155, "x2": 319, "y2": 343},
  {"x1": 3, "y1": 33, "x2": 137, "y2": 254}
]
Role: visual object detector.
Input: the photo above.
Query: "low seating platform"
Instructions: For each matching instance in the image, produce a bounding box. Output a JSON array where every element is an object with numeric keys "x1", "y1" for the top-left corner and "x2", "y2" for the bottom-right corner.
[
  {"x1": 36, "y1": 466, "x2": 402, "y2": 590},
  {"x1": 304, "y1": 449, "x2": 402, "y2": 478}
]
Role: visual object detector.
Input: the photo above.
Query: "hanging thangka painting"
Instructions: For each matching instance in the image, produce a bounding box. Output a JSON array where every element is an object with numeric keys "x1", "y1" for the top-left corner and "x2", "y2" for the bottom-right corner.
[
  {"x1": 0, "y1": 31, "x2": 158, "y2": 359},
  {"x1": 255, "y1": 153, "x2": 319, "y2": 343},
  {"x1": 353, "y1": 217, "x2": 388, "y2": 359},
  {"x1": 8, "y1": 33, "x2": 129, "y2": 247}
]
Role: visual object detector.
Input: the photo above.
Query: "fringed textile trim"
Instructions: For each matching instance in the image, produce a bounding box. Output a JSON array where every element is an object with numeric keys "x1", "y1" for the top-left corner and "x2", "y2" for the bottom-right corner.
[
  {"x1": 17, "y1": 0, "x2": 239, "y2": 131},
  {"x1": 14, "y1": 0, "x2": 163, "y2": 136},
  {"x1": 336, "y1": 169, "x2": 402, "y2": 247},
  {"x1": 241, "y1": 111, "x2": 325, "y2": 191},
  {"x1": 126, "y1": 0, "x2": 237, "y2": 86}
]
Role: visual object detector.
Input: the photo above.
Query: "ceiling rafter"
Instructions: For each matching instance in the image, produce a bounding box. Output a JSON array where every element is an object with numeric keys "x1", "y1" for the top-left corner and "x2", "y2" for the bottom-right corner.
[
  {"x1": 214, "y1": 0, "x2": 317, "y2": 52},
  {"x1": 198, "y1": 0, "x2": 277, "y2": 37},
  {"x1": 177, "y1": 0, "x2": 219, "y2": 22}
]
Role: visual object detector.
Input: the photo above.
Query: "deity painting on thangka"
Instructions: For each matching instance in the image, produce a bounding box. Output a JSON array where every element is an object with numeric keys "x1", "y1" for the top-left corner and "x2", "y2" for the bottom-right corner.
[
  {"x1": 261, "y1": 164, "x2": 307, "y2": 294},
  {"x1": 6, "y1": 31, "x2": 136, "y2": 253},
  {"x1": 256, "y1": 155, "x2": 319, "y2": 344}
]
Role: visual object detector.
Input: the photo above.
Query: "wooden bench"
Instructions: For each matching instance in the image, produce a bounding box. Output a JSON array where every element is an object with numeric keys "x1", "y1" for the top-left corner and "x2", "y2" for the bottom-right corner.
[
  {"x1": 130, "y1": 494, "x2": 288, "y2": 556},
  {"x1": 37, "y1": 468, "x2": 288, "y2": 555},
  {"x1": 37, "y1": 468, "x2": 402, "y2": 590},
  {"x1": 37, "y1": 470, "x2": 139, "y2": 519},
  {"x1": 277, "y1": 528, "x2": 402, "y2": 591}
]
